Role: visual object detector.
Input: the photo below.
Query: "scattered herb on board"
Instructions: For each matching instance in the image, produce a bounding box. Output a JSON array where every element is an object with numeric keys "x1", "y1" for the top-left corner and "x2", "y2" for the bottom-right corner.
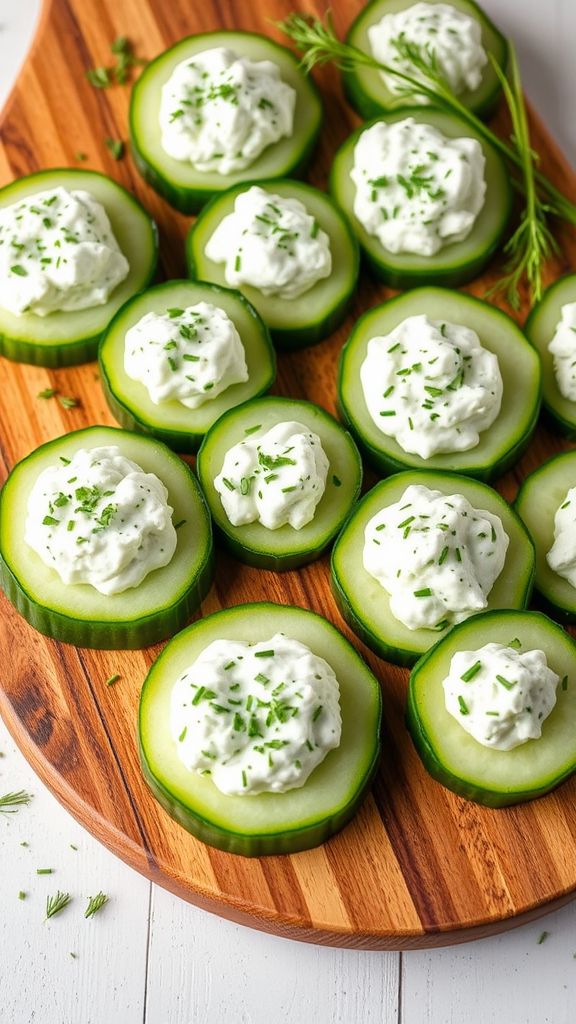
[
  {"x1": 84, "y1": 892, "x2": 109, "y2": 919},
  {"x1": 58, "y1": 396, "x2": 79, "y2": 410},
  {"x1": 86, "y1": 36, "x2": 146, "y2": 89},
  {"x1": 36, "y1": 868, "x2": 54, "y2": 875},
  {"x1": 105, "y1": 674, "x2": 121, "y2": 687},
  {"x1": 18, "y1": 891, "x2": 26, "y2": 901},
  {"x1": 45, "y1": 891, "x2": 72, "y2": 921},
  {"x1": 0, "y1": 790, "x2": 32, "y2": 814},
  {"x1": 74, "y1": 151, "x2": 87, "y2": 162},
  {"x1": 537, "y1": 930, "x2": 550, "y2": 944},
  {"x1": 37, "y1": 388, "x2": 57, "y2": 399},
  {"x1": 105, "y1": 138, "x2": 124, "y2": 161}
]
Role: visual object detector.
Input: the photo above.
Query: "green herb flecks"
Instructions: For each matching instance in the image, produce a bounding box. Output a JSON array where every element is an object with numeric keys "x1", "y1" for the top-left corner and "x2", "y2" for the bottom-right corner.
[
  {"x1": 0, "y1": 790, "x2": 31, "y2": 814},
  {"x1": 45, "y1": 891, "x2": 72, "y2": 921},
  {"x1": 84, "y1": 892, "x2": 109, "y2": 919}
]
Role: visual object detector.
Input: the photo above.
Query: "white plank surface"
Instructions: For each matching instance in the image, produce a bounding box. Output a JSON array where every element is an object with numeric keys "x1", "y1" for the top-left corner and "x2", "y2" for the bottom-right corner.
[{"x1": 0, "y1": 2, "x2": 576, "y2": 1024}]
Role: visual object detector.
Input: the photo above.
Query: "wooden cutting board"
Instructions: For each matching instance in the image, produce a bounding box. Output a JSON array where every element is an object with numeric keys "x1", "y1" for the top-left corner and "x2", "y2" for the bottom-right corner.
[{"x1": 1, "y1": 0, "x2": 576, "y2": 950}]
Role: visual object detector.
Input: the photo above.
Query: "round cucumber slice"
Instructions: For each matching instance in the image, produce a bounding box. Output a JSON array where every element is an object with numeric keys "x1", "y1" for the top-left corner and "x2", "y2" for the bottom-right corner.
[
  {"x1": 331, "y1": 471, "x2": 535, "y2": 666},
  {"x1": 407, "y1": 609, "x2": 576, "y2": 807},
  {"x1": 186, "y1": 179, "x2": 359, "y2": 349},
  {"x1": 197, "y1": 397, "x2": 363, "y2": 570},
  {"x1": 99, "y1": 280, "x2": 276, "y2": 453},
  {"x1": 0, "y1": 169, "x2": 158, "y2": 367},
  {"x1": 343, "y1": 0, "x2": 508, "y2": 122},
  {"x1": 0, "y1": 426, "x2": 214, "y2": 649},
  {"x1": 329, "y1": 108, "x2": 512, "y2": 289},
  {"x1": 525, "y1": 273, "x2": 576, "y2": 438},
  {"x1": 139, "y1": 602, "x2": 382, "y2": 856},
  {"x1": 338, "y1": 287, "x2": 541, "y2": 480},
  {"x1": 514, "y1": 450, "x2": 576, "y2": 623},
  {"x1": 130, "y1": 31, "x2": 322, "y2": 214}
]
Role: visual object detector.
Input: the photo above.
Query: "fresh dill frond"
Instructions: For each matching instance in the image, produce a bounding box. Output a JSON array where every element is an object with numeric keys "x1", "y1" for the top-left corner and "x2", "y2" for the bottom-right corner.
[
  {"x1": 45, "y1": 891, "x2": 72, "y2": 920},
  {"x1": 0, "y1": 790, "x2": 32, "y2": 814},
  {"x1": 84, "y1": 892, "x2": 109, "y2": 919}
]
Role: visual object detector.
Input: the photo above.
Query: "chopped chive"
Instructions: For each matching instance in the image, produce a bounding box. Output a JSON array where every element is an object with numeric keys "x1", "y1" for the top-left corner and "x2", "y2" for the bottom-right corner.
[
  {"x1": 398, "y1": 516, "x2": 415, "y2": 529},
  {"x1": 105, "y1": 137, "x2": 124, "y2": 160},
  {"x1": 58, "y1": 396, "x2": 78, "y2": 409},
  {"x1": 310, "y1": 219, "x2": 319, "y2": 238},
  {"x1": 10, "y1": 264, "x2": 27, "y2": 276},
  {"x1": 221, "y1": 478, "x2": 235, "y2": 491},
  {"x1": 457, "y1": 696, "x2": 469, "y2": 716},
  {"x1": 537, "y1": 930, "x2": 550, "y2": 944},
  {"x1": 332, "y1": 475, "x2": 342, "y2": 487},
  {"x1": 42, "y1": 515, "x2": 59, "y2": 527},
  {"x1": 414, "y1": 588, "x2": 432, "y2": 597},
  {"x1": 438, "y1": 546, "x2": 449, "y2": 566},
  {"x1": 562, "y1": 675, "x2": 569, "y2": 691},
  {"x1": 105, "y1": 674, "x2": 120, "y2": 687},
  {"x1": 312, "y1": 706, "x2": 323, "y2": 722},
  {"x1": 234, "y1": 255, "x2": 241, "y2": 271},
  {"x1": 255, "y1": 672, "x2": 269, "y2": 684},
  {"x1": 178, "y1": 726, "x2": 187, "y2": 742},
  {"x1": 37, "y1": 388, "x2": 57, "y2": 399},
  {"x1": 174, "y1": 519, "x2": 186, "y2": 529},
  {"x1": 496, "y1": 674, "x2": 516, "y2": 690},
  {"x1": 254, "y1": 650, "x2": 275, "y2": 658},
  {"x1": 460, "y1": 661, "x2": 482, "y2": 682},
  {"x1": 36, "y1": 868, "x2": 53, "y2": 875},
  {"x1": 244, "y1": 424, "x2": 262, "y2": 435}
]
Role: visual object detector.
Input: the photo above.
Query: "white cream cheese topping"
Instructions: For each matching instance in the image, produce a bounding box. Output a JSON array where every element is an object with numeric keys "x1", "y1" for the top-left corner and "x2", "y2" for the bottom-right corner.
[
  {"x1": 159, "y1": 47, "x2": 296, "y2": 174},
  {"x1": 351, "y1": 117, "x2": 486, "y2": 256},
  {"x1": 546, "y1": 486, "x2": 576, "y2": 587},
  {"x1": 204, "y1": 185, "x2": 332, "y2": 299},
  {"x1": 24, "y1": 446, "x2": 176, "y2": 596},
  {"x1": 124, "y1": 301, "x2": 248, "y2": 409},
  {"x1": 360, "y1": 313, "x2": 503, "y2": 458},
  {"x1": 548, "y1": 302, "x2": 576, "y2": 402},
  {"x1": 170, "y1": 633, "x2": 342, "y2": 795},
  {"x1": 443, "y1": 641, "x2": 560, "y2": 750},
  {"x1": 363, "y1": 484, "x2": 508, "y2": 630},
  {"x1": 214, "y1": 420, "x2": 329, "y2": 530},
  {"x1": 0, "y1": 187, "x2": 129, "y2": 316}
]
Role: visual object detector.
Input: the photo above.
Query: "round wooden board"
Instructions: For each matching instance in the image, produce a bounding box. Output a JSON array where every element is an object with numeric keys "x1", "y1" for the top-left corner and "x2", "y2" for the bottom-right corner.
[{"x1": 1, "y1": 0, "x2": 576, "y2": 950}]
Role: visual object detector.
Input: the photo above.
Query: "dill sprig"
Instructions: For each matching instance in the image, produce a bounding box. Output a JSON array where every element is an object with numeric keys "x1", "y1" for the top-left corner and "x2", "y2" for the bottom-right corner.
[
  {"x1": 45, "y1": 891, "x2": 72, "y2": 920},
  {"x1": 84, "y1": 892, "x2": 109, "y2": 918},
  {"x1": 0, "y1": 790, "x2": 32, "y2": 814},
  {"x1": 277, "y1": 13, "x2": 576, "y2": 307}
]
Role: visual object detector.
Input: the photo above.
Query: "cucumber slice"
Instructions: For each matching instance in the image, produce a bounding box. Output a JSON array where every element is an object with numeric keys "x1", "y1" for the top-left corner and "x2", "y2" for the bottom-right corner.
[
  {"x1": 329, "y1": 108, "x2": 512, "y2": 289},
  {"x1": 130, "y1": 31, "x2": 322, "y2": 214},
  {"x1": 0, "y1": 169, "x2": 158, "y2": 367},
  {"x1": 525, "y1": 273, "x2": 576, "y2": 438},
  {"x1": 186, "y1": 179, "x2": 359, "y2": 349},
  {"x1": 514, "y1": 450, "x2": 576, "y2": 622},
  {"x1": 338, "y1": 287, "x2": 541, "y2": 480},
  {"x1": 343, "y1": 0, "x2": 508, "y2": 122},
  {"x1": 0, "y1": 426, "x2": 213, "y2": 649},
  {"x1": 99, "y1": 280, "x2": 275, "y2": 453},
  {"x1": 407, "y1": 609, "x2": 576, "y2": 807},
  {"x1": 197, "y1": 397, "x2": 362, "y2": 570},
  {"x1": 139, "y1": 602, "x2": 381, "y2": 856},
  {"x1": 331, "y1": 471, "x2": 535, "y2": 666}
]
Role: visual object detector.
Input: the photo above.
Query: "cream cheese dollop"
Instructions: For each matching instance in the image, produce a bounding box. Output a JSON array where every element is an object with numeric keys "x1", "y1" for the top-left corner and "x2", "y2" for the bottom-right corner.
[
  {"x1": 24, "y1": 446, "x2": 176, "y2": 596},
  {"x1": 443, "y1": 641, "x2": 559, "y2": 750},
  {"x1": 170, "y1": 632, "x2": 342, "y2": 795},
  {"x1": 204, "y1": 185, "x2": 332, "y2": 299},
  {"x1": 360, "y1": 313, "x2": 503, "y2": 457},
  {"x1": 351, "y1": 117, "x2": 486, "y2": 256},
  {"x1": 124, "y1": 301, "x2": 248, "y2": 409},
  {"x1": 546, "y1": 487, "x2": 576, "y2": 587},
  {"x1": 363, "y1": 484, "x2": 508, "y2": 630},
  {"x1": 0, "y1": 187, "x2": 129, "y2": 316},
  {"x1": 214, "y1": 420, "x2": 329, "y2": 530},
  {"x1": 548, "y1": 302, "x2": 576, "y2": 402},
  {"x1": 160, "y1": 47, "x2": 296, "y2": 174}
]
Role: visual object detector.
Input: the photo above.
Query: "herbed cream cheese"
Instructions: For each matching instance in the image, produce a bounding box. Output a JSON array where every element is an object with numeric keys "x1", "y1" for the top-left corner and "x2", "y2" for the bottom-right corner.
[
  {"x1": 368, "y1": 2, "x2": 488, "y2": 99},
  {"x1": 159, "y1": 47, "x2": 296, "y2": 175},
  {"x1": 546, "y1": 487, "x2": 576, "y2": 587},
  {"x1": 351, "y1": 117, "x2": 486, "y2": 256},
  {"x1": 363, "y1": 484, "x2": 508, "y2": 630},
  {"x1": 0, "y1": 187, "x2": 129, "y2": 316},
  {"x1": 548, "y1": 302, "x2": 576, "y2": 402},
  {"x1": 214, "y1": 421, "x2": 329, "y2": 530},
  {"x1": 24, "y1": 446, "x2": 177, "y2": 596},
  {"x1": 124, "y1": 301, "x2": 248, "y2": 409},
  {"x1": 443, "y1": 641, "x2": 560, "y2": 750},
  {"x1": 204, "y1": 185, "x2": 332, "y2": 299},
  {"x1": 170, "y1": 632, "x2": 342, "y2": 795},
  {"x1": 360, "y1": 313, "x2": 503, "y2": 458}
]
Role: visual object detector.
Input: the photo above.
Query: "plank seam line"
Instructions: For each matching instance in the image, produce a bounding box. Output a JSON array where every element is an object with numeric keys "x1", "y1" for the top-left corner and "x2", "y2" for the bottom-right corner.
[
  {"x1": 141, "y1": 880, "x2": 154, "y2": 1024},
  {"x1": 397, "y1": 951, "x2": 403, "y2": 1024}
]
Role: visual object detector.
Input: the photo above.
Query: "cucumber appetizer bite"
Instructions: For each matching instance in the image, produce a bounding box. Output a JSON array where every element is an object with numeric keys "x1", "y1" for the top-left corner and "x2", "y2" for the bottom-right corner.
[
  {"x1": 330, "y1": 108, "x2": 511, "y2": 289},
  {"x1": 407, "y1": 610, "x2": 576, "y2": 807},
  {"x1": 186, "y1": 180, "x2": 359, "y2": 348},
  {"x1": 0, "y1": 169, "x2": 158, "y2": 367},
  {"x1": 338, "y1": 287, "x2": 541, "y2": 480},
  {"x1": 332, "y1": 471, "x2": 534, "y2": 666},
  {"x1": 0, "y1": 426, "x2": 213, "y2": 649},
  {"x1": 139, "y1": 602, "x2": 381, "y2": 856},
  {"x1": 197, "y1": 397, "x2": 362, "y2": 571},
  {"x1": 343, "y1": 0, "x2": 508, "y2": 121},
  {"x1": 130, "y1": 31, "x2": 322, "y2": 213},
  {"x1": 515, "y1": 450, "x2": 576, "y2": 623},
  {"x1": 525, "y1": 273, "x2": 576, "y2": 438},
  {"x1": 99, "y1": 280, "x2": 275, "y2": 453}
]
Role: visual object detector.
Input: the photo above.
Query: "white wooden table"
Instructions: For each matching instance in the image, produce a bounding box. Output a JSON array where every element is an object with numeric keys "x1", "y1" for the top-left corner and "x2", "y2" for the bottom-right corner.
[{"x1": 1, "y1": 2, "x2": 576, "y2": 1021}]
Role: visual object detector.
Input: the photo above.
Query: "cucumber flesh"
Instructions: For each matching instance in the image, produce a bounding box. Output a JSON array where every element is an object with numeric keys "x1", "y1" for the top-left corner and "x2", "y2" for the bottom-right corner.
[
  {"x1": 0, "y1": 170, "x2": 158, "y2": 367},
  {"x1": 343, "y1": 0, "x2": 508, "y2": 121},
  {"x1": 186, "y1": 179, "x2": 359, "y2": 349},
  {"x1": 130, "y1": 31, "x2": 322, "y2": 214},
  {"x1": 197, "y1": 397, "x2": 363, "y2": 570},
  {"x1": 99, "y1": 280, "x2": 276, "y2": 453},
  {"x1": 338, "y1": 287, "x2": 541, "y2": 480},
  {"x1": 329, "y1": 108, "x2": 511, "y2": 289},
  {"x1": 331, "y1": 471, "x2": 535, "y2": 666},
  {"x1": 514, "y1": 450, "x2": 576, "y2": 622},
  {"x1": 525, "y1": 273, "x2": 576, "y2": 438},
  {"x1": 139, "y1": 602, "x2": 382, "y2": 856},
  {"x1": 407, "y1": 609, "x2": 576, "y2": 806},
  {"x1": 0, "y1": 426, "x2": 213, "y2": 649}
]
